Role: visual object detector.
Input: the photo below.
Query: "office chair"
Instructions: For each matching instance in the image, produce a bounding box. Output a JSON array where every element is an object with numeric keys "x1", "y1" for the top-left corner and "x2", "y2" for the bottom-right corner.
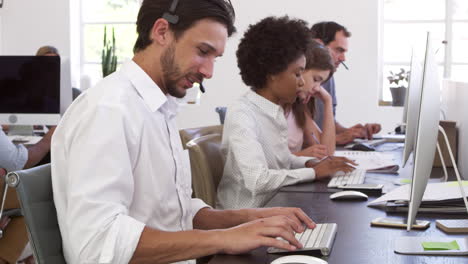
[
  {"x1": 215, "y1": 107, "x2": 227, "y2": 124},
  {"x1": 186, "y1": 134, "x2": 224, "y2": 207},
  {"x1": 0, "y1": 168, "x2": 29, "y2": 264},
  {"x1": 72, "y1": 87, "x2": 82, "y2": 101},
  {"x1": 5, "y1": 164, "x2": 66, "y2": 264},
  {"x1": 179, "y1": 125, "x2": 223, "y2": 149}
]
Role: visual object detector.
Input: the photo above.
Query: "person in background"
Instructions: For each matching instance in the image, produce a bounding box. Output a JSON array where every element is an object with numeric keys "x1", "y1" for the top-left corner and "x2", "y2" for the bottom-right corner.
[
  {"x1": 35, "y1": 45, "x2": 59, "y2": 56},
  {"x1": 217, "y1": 16, "x2": 356, "y2": 210},
  {"x1": 35, "y1": 45, "x2": 82, "y2": 100},
  {"x1": 51, "y1": 1, "x2": 317, "y2": 263},
  {"x1": 0, "y1": 127, "x2": 55, "y2": 172},
  {"x1": 0, "y1": 45, "x2": 59, "y2": 264},
  {"x1": 311, "y1": 21, "x2": 381, "y2": 145},
  {"x1": 286, "y1": 40, "x2": 336, "y2": 159},
  {"x1": 0, "y1": 127, "x2": 55, "y2": 264}
]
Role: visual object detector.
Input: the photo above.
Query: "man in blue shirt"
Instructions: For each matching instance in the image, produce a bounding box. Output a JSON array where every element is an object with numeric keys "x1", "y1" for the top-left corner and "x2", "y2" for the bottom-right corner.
[{"x1": 312, "y1": 21, "x2": 381, "y2": 145}]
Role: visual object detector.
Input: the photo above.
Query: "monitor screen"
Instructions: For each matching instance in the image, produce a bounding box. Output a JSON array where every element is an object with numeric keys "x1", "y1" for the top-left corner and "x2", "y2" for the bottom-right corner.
[
  {"x1": 402, "y1": 51, "x2": 424, "y2": 167},
  {"x1": 0, "y1": 56, "x2": 61, "y2": 125},
  {"x1": 406, "y1": 33, "x2": 441, "y2": 230}
]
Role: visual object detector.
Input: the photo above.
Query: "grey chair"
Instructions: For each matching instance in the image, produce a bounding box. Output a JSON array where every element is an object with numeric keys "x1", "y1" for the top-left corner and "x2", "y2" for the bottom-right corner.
[
  {"x1": 179, "y1": 125, "x2": 223, "y2": 149},
  {"x1": 72, "y1": 87, "x2": 82, "y2": 101},
  {"x1": 186, "y1": 134, "x2": 224, "y2": 207},
  {"x1": 5, "y1": 164, "x2": 66, "y2": 264},
  {"x1": 215, "y1": 107, "x2": 227, "y2": 124}
]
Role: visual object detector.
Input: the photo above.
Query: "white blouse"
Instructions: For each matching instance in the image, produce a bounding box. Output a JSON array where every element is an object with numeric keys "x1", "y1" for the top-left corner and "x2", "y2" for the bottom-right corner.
[{"x1": 216, "y1": 90, "x2": 317, "y2": 209}]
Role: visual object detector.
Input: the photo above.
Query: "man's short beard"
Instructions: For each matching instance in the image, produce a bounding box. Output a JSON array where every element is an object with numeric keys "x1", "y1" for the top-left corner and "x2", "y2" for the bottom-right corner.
[{"x1": 160, "y1": 43, "x2": 186, "y2": 98}]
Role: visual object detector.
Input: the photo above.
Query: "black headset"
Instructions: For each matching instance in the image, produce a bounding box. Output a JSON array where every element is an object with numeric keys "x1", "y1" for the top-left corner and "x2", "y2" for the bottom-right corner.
[
  {"x1": 162, "y1": 0, "x2": 234, "y2": 25},
  {"x1": 162, "y1": 0, "x2": 180, "y2": 24},
  {"x1": 162, "y1": 0, "x2": 207, "y2": 92}
]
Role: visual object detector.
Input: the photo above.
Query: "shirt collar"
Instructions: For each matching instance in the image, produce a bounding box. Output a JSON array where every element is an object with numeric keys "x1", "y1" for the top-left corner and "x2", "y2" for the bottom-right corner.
[
  {"x1": 160, "y1": 96, "x2": 180, "y2": 119},
  {"x1": 245, "y1": 89, "x2": 284, "y2": 121},
  {"x1": 120, "y1": 60, "x2": 168, "y2": 113}
]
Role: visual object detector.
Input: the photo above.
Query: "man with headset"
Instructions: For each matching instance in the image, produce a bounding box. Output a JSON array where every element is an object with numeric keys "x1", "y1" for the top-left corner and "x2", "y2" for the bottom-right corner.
[
  {"x1": 311, "y1": 21, "x2": 381, "y2": 145},
  {"x1": 52, "y1": 0, "x2": 315, "y2": 263}
]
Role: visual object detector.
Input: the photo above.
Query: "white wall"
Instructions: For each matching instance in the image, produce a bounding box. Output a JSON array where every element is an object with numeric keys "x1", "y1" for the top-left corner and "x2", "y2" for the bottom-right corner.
[
  {"x1": 0, "y1": 0, "x2": 70, "y2": 59},
  {"x1": 442, "y1": 80, "x2": 468, "y2": 179},
  {"x1": 176, "y1": 0, "x2": 403, "y2": 133},
  {"x1": 0, "y1": 0, "x2": 402, "y2": 133}
]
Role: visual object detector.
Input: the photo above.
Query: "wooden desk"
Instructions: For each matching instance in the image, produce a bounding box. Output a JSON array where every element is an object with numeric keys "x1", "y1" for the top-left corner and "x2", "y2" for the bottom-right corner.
[{"x1": 209, "y1": 147, "x2": 467, "y2": 264}]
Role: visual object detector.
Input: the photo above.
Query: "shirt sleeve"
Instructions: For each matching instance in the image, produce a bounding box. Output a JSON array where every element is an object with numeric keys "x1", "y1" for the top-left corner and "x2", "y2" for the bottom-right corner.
[
  {"x1": 225, "y1": 111, "x2": 316, "y2": 196},
  {"x1": 190, "y1": 198, "x2": 211, "y2": 220},
  {"x1": 329, "y1": 78, "x2": 337, "y2": 116},
  {"x1": 0, "y1": 131, "x2": 28, "y2": 172},
  {"x1": 60, "y1": 104, "x2": 145, "y2": 264}
]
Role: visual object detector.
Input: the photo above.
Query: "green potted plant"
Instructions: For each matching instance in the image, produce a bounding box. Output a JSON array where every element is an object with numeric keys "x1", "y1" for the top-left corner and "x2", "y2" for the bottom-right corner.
[
  {"x1": 102, "y1": 26, "x2": 117, "y2": 77},
  {"x1": 387, "y1": 68, "x2": 409, "y2": 106}
]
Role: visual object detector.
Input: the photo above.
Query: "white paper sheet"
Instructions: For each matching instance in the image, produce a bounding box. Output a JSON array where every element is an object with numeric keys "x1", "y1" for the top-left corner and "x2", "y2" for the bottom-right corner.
[{"x1": 334, "y1": 150, "x2": 399, "y2": 173}]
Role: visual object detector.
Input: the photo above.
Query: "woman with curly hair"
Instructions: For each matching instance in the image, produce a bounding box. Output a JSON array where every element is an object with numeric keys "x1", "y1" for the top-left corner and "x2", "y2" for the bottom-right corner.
[
  {"x1": 216, "y1": 16, "x2": 355, "y2": 209},
  {"x1": 286, "y1": 41, "x2": 336, "y2": 159}
]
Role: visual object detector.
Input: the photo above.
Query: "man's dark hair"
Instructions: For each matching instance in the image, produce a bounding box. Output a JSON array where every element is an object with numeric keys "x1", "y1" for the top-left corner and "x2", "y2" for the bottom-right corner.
[
  {"x1": 134, "y1": 0, "x2": 236, "y2": 53},
  {"x1": 237, "y1": 16, "x2": 312, "y2": 90},
  {"x1": 310, "y1": 21, "x2": 351, "y2": 45}
]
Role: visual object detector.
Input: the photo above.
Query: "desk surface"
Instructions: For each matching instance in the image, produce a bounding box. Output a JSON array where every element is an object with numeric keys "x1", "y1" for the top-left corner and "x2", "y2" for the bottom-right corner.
[
  {"x1": 209, "y1": 146, "x2": 468, "y2": 264},
  {"x1": 210, "y1": 191, "x2": 467, "y2": 264}
]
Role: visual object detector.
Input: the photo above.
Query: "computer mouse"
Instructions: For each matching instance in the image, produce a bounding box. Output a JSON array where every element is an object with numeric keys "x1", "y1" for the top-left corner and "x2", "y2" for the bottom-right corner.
[
  {"x1": 329, "y1": 190, "x2": 368, "y2": 200},
  {"x1": 271, "y1": 255, "x2": 328, "y2": 264},
  {"x1": 351, "y1": 142, "x2": 375, "y2": 151}
]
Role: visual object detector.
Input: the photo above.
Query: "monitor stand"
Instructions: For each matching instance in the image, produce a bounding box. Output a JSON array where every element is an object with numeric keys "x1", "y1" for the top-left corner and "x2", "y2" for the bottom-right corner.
[{"x1": 8, "y1": 125, "x2": 34, "y2": 136}]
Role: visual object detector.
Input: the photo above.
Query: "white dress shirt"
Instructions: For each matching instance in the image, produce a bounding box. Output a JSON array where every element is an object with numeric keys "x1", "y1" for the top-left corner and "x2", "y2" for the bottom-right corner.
[
  {"x1": 216, "y1": 90, "x2": 317, "y2": 209},
  {"x1": 0, "y1": 130, "x2": 27, "y2": 172},
  {"x1": 52, "y1": 60, "x2": 208, "y2": 264}
]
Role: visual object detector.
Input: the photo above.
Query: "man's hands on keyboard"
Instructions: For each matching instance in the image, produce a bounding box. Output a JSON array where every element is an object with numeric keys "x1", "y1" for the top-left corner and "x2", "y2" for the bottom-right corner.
[
  {"x1": 267, "y1": 223, "x2": 338, "y2": 255},
  {"x1": 245, "y1": 207, "x2": 316, "y2": 232},
  {"x1": 308, "y1": 156, "x2": 357, "y2": 179},
  {"x1": 219, "y1": 215, "x2": 306, "y2": 254}
]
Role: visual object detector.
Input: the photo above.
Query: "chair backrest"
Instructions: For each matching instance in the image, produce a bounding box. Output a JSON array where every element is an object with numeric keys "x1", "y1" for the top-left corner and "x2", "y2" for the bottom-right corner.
[
  {"x1": 179, "y1": 125, "x2": 223, "y2": 149},
  {"x1": 6, "y1": 164, "x2": 66, "y2": 264},
  {"x1": 215, "y1": 106, "x2": 227, "y2": 124},
  {"x1": 72, "y1": 87, "x2": 82, "y2": 101},
  {"x1": 186, "y1": 134, "x2": 224, "y2": 207}
]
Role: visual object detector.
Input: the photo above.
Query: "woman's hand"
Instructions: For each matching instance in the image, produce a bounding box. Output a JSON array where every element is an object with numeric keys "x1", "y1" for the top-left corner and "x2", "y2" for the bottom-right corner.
[
  {"x1": 312, "y1": 86, "x2": 332, "y2": 104},
  {"x1": 301, "y1": 144, "x2": 328, "y2": 159}
]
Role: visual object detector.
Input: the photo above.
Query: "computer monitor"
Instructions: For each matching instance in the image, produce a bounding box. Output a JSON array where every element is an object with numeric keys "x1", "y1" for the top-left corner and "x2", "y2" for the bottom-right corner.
[
  {"x1": 406, "y1": 33, "x2": 441, "y2": 231},
  {"x1": 401, "y1": 51, "x2": 424, "y2": 167},
  {"x1": 0, "y1": 56, "x2": 65, "y2": 125}
]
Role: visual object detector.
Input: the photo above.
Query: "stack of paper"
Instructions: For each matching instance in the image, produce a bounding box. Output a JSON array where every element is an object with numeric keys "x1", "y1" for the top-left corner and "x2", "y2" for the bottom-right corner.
[
  {"x1": 368, "y1": 181, "x2": 468, "y2": 214},
  {"x1": 334, "y1": 151, "x2": 399, "y2": 174}
]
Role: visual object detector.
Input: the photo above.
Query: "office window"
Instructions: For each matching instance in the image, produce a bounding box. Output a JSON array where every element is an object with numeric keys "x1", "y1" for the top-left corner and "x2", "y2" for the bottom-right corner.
[
  {"x1": 81, "y1": 0, "x2": 139, "y2": 86},
  {"x1": 382, "y1": 0, "x2": 468, "y2": 103},
  {"x1": 78, "y1": 0, "x2": 201, "y2": 103}
]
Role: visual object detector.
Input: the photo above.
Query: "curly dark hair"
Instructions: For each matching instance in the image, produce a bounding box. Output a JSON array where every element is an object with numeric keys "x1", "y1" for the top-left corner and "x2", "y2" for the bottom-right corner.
[{"x1": 236, "y1": 16, "x2": 312, "y2": 90}]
